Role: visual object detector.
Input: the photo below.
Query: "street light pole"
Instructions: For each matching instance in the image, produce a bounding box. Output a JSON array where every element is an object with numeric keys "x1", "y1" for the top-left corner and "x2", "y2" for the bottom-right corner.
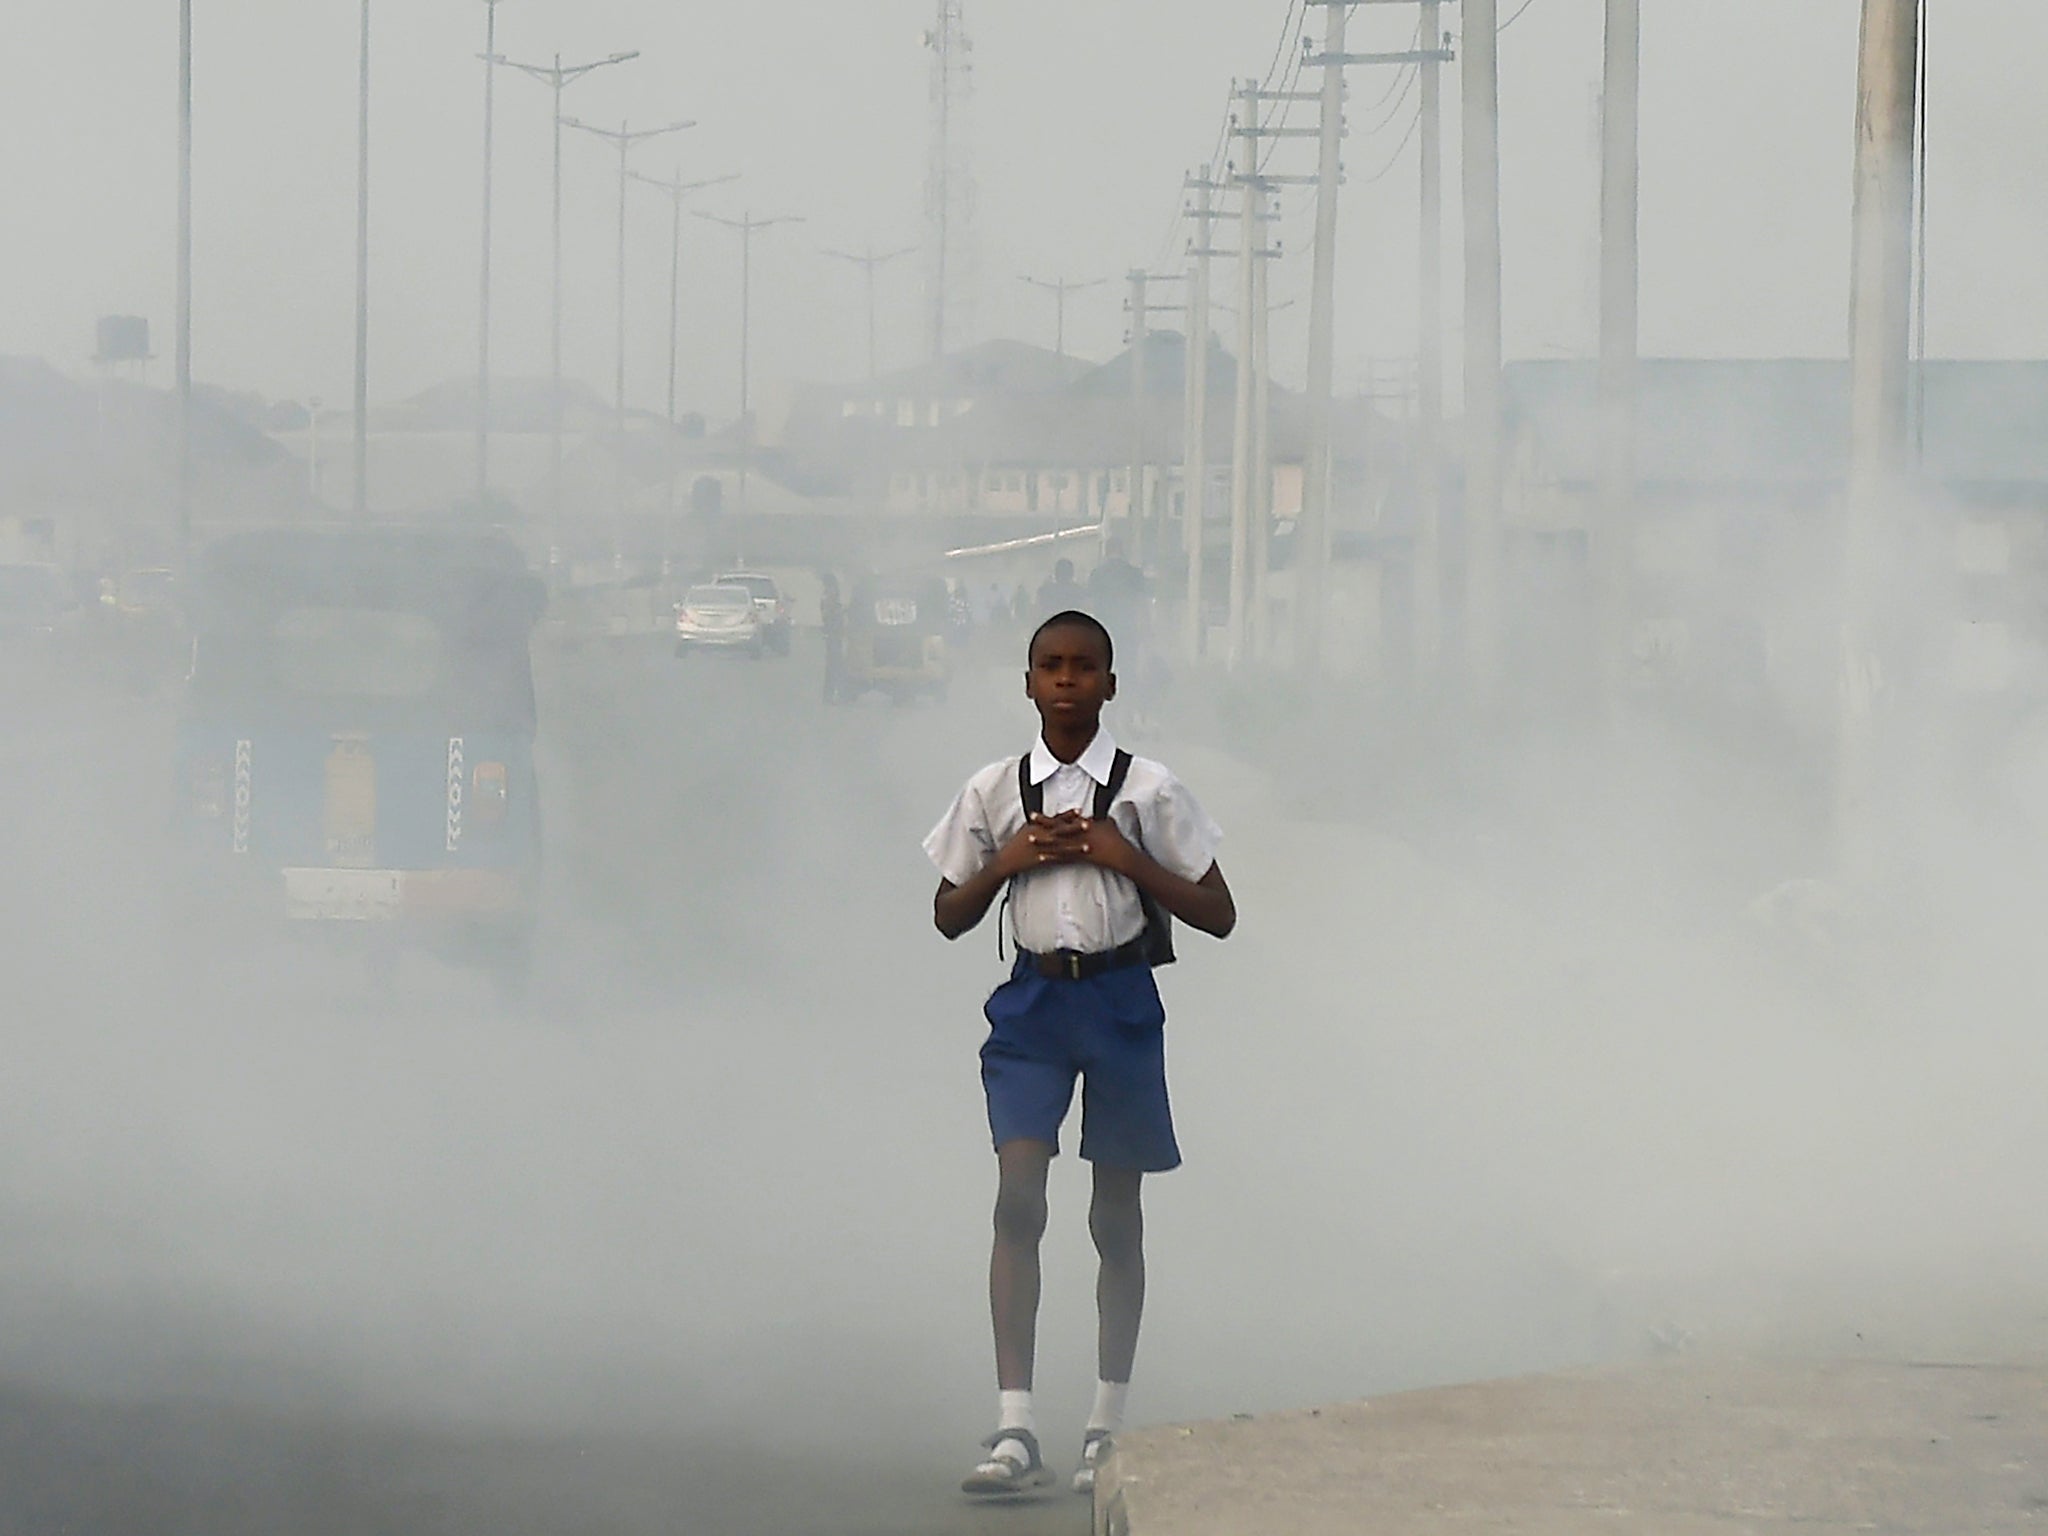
[
  {"x1": 1018, "y1": 274, "x2": 1107, "y2": 360},
  {"x1": 176, "y1": 0, "x2": 193, "y2": 566},
  {"x1": 1839, "y1": 0, "x2": 1922, "y2": 877},
  {"x1": 474, "y1": 0, "x2": 500, "y2": 516},
  {"x1": 353, "y1": 0, "x2": 370, "y2": 520},
  {"x1": 566, "y1": 114, "x2": 694, "y2": 576},
  {"x1": 823, "y1": 244, "x2": 917, "y2": 382},
  {"x1": 498, "y1": 48, "x2": 638, "y2": 567},
  {"x1": 695, "y1": 209, "x2": 804, "y2": 565},
  {"x1": 632, "y1": 166, "x2": 739, "y2": 578}
]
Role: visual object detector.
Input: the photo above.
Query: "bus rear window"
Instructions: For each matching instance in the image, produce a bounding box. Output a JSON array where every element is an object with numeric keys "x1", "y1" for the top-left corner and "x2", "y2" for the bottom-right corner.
[{"x1": 272, "y1": 607, "x2": 446, "y2": 699}]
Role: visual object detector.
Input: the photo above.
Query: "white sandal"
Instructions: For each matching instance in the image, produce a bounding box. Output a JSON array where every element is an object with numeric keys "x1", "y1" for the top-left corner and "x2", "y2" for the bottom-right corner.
[
  {"x1": 1072, "y1": 1430, "x2": 1114, "y2": 1495},
  {"x1": 961, "y1": 1427, "x2": 1055, "y2": 1497}
]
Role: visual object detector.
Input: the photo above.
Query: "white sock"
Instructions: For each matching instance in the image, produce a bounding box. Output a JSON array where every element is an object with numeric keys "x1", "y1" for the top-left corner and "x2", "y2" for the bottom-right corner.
[
  {"x1": 1087, "y1": 1380, "x2": 1130, "y2": 1434},
  {"x1": 998, "y1": 1389, "x2": 1034, "y2": 1433},
  {"x1": 988, "y1": 1390, "x2": 1035, "y2": 1465}
]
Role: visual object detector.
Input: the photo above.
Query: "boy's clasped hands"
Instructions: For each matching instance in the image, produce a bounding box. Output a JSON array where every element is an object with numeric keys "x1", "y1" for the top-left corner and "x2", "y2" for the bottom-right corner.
[{"x1": 999, "y1": 810, "x2": 1136, "y2": 876}]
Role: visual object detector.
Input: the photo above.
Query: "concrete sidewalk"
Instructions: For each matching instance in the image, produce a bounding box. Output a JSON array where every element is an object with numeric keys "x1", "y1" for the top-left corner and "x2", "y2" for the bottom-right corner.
[{"x1": 1094, "y1": 1358, "x2": 2048, "y2": 1534}]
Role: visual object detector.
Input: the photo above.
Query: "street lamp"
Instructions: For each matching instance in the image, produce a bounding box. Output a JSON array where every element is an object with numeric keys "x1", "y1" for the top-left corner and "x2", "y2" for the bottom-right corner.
[
  {"x1": 631, "y1": 166, "x2": 739, "y2": 579},
  {"x1": 474, "y1": 0, "x2": 502, "y2": 516},
  {"x1": 822, "y1": 244, "x2": 917, "y2": 383},
  {"x1": 1018, "y1": 274, "x2": 1108, "y2": 360},
  {"x1": 566, "y1": 114, "x2": 694, "y2": 577},
  {"x1": 495, "y1": 47, "x2": 639, "y2": 567},
  {"x1": 695, "y1": 209, "x2": 804, "y2": 565},
  {"x1": 353, "y1": 0, "x2": 370, "y2": 519},
  {"x1": 176, "y1": 0, "x2": 193, "y2": 564}
]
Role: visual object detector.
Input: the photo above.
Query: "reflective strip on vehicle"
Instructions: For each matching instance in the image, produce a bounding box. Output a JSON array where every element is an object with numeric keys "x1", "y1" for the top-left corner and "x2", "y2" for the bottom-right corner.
[
  {"x1": 232, "y1": 739, "x2": 252, "y2": 855},
  {"x1": 446, "y1": 736, "x2": 465, "y2": 853}
]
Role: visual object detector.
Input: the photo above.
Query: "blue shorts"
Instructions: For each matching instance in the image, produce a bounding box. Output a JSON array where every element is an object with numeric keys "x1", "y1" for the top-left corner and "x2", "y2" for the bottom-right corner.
[{"x1": 980, "y1": 959, "x2": 1181, "y2": 1173}]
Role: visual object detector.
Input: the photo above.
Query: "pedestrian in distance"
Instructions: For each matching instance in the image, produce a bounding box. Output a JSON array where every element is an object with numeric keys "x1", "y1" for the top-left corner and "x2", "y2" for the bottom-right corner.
[
  {"x1": 925, "y1": 609, "x2": 1237, "y2": 1499},
  {"x1": 1035, "y1": 558, "x2": 1088, "y2": 625}
]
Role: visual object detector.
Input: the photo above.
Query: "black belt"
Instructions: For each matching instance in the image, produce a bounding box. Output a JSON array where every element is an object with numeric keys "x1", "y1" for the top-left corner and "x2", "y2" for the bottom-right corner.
[{"x1": 1018, "y1": 937, "x2": 1150, "y2": 982}]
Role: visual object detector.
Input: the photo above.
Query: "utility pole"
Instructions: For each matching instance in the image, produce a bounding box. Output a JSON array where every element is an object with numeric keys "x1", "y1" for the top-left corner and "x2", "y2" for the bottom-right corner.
[
  {"x1": 499, "y1": 48, "x2": 639, "y2": 567},
  {"x1": 1298, "y1": 3, "x2": 1455, "y2": 669},
  {"x1": 1301, "y1": 0, "x2": 1349, "y2": 669},
  {"x1": 474, "y1": 0, "x2": 500, "y2": 516},
  {"x1": 1598, "y1": 0, "x2": 1640, "y2": 708},
  {"x1": 826, "y1": 244, "x2": 918, "y2": 381},
  {"x1": 1183, "y1": 175, "x2": 1220, "y2": 657},
  {"x1": 1228, "y1": 85, "x2": 1260, "y2": 667},
  {"x1": 1416, "y1": 0, "x2": 1450, "y2": 680},
  {"x1": 1840, "y1": 0, "x2": 1921, "y2": 877},
  {"x1": 696, "y1": 210, "x2": 805, "y2": 565},
  {"x1": 566, "y1": 115, "x2": 694, "y2": 575},
  {"x1": 353, "y1": 0, "x2": 370, "y2": 520},
  {"x1": 634, "y1": 167, "x2": 740, "y2": 580},
  {"x1": 1462, "y1": 0, "x2": 1504, "y2": 695},
  {"x1": 924, "y1": 0, "x2": 977, "y2": 360},
  {"x1": 176, "y1": 0, "x2": 193, "y2": 564},
  {"x1": 1223, "y1": 79, "x2": 1313, "y2": 666},
  {"x1": 1250, "y1": 192, "x2": 1274, "y2": 661},
  {"x1": 1123, "y1": 270, "x2": 1189, "y2": 569},
  {"x1": 1126, "y1": 269, "x2": 1150, "y2": 563},
  {"x1": 1019, "y1": 274, "x2": 1107, "y2": 359}
]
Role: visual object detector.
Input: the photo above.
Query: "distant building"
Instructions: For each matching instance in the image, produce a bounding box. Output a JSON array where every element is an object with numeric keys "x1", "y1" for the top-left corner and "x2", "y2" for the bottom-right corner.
[
  {"x1": 775, "y1": 335, "x2": 1387, "y2": 546},
  {"x1": 1502, "y1": 358, "x2": 2048, "y2": 703},
  {"x1": 0, "y1": 354, "x2": 299, "y2": 571}
]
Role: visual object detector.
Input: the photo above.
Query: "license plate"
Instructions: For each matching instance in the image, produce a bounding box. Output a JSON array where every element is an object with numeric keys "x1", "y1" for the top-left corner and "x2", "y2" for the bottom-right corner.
[
  {"x1": 874, "y1": 598, "x2": 917, "y2": 626},
  {"x1": 284, "y1": 868, "x2": 404, "y2": 921}
]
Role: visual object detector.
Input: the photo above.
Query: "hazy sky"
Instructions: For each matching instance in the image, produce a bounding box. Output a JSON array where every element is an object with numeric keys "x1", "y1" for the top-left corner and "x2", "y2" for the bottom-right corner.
[{"x1": 6, "y1": 2, "x2": 2047, "y2": 419}]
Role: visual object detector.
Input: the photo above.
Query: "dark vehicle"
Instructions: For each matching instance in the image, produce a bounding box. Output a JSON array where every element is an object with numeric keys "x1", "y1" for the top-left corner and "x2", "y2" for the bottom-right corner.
[
  {"x1": 837, "y1": 573, "x2": 952, "y2": 703},
  {"x1": 173, "y1": 528, "x2": 546, "y2": 985}
]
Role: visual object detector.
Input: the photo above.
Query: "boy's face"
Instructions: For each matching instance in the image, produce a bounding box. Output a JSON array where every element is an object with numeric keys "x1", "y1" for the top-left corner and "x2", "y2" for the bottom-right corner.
[{"x1": 1025, "y1": 622, "x2": 1116, "y2": 728}]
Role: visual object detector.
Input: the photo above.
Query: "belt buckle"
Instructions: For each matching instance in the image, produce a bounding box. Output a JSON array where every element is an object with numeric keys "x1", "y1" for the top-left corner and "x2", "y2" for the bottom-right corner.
[{"x1": 1067, "y1": 952, "x2": 1083, "y2": 981}]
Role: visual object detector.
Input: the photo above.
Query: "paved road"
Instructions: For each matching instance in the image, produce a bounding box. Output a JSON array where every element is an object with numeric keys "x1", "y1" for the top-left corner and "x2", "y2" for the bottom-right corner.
[
  {"x1": 0, "y1": 635, "x2": 1104, "y2": 1535},
  {"x1": 7, "y1": 628, "x2": 2047, "y2": 1534}
]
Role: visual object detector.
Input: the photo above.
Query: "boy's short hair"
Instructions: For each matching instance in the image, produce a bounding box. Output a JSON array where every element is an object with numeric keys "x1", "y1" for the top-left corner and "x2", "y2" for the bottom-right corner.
[{"x1": 1029, "y1": 609, "x2": 1114, "y2": 669}]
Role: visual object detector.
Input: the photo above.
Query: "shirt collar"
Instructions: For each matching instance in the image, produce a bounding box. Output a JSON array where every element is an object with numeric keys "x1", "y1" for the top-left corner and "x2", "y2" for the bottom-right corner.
[{"x1": 1029, "y1": 727, "x2": 1119, "y2": 788}]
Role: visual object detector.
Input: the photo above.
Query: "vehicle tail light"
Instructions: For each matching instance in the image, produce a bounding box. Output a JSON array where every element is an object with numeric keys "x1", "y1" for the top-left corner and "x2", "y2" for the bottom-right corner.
[{"x1": 472, "y1": 762, "x2": 509, "y2": 828}]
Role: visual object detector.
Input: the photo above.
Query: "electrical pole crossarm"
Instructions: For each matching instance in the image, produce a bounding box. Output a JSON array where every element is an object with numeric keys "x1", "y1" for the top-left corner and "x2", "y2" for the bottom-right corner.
[{"x1": 1308, "y1": 48, "x2": 1455, "y2": 65}]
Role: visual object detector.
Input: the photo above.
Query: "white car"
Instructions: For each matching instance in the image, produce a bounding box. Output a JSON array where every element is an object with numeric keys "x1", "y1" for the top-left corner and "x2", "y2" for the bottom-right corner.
[
  {"x1": 710, "y1": 571, "x2": 793, "y2": 655},
  {"x1": 674, "y1": 583, "x2": 765, "y2": 656}
]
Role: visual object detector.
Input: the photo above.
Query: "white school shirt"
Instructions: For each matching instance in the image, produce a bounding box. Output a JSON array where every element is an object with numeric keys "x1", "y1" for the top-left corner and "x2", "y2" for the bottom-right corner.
[{"x1": 924, "y1": 727, "x2": 1222, "y2": 955}]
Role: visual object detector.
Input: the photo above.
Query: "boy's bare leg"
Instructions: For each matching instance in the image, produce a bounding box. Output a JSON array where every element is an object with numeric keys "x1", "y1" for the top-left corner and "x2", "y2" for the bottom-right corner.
[
  {"x1": 991, "y1": 1139, "x2": 1055, "y2": 1390},
  {"x1": 1090, "y1": 1164, "x2": 1146, "y2": 1383}
]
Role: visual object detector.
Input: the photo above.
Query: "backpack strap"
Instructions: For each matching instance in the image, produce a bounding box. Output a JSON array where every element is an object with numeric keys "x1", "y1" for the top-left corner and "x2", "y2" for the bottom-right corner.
[
  {"x1": 1095, "y1": 749, "x2": 1134, "y2": 822},
  {"x1": 999, "y1": 754, "x2": 1035, "y2": 963}
]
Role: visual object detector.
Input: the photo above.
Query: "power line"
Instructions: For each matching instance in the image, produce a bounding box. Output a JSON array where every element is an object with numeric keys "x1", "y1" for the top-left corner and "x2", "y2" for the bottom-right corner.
[
  {"x1": 1354, "y1": 18, "x2": 1424, "y2": 112},
  {"x1": 1257, "y1": 0, "x2": 1308, "y2": 92},
  {"x1": 1361, "y1": 60, "x2": 1420, "y2": 136},
  {"x1": 1358, "y1": 98, "x2": 1425, "y2": 184},
  {"x1": 1499, "y1": 0, "x2": 1545, "y2": 33}
]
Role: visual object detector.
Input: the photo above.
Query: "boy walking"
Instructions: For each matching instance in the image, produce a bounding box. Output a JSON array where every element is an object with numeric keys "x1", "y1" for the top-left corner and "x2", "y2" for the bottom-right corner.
[{"x1": 925, "y1": 610, "x2": 1237, "y2": 1497}]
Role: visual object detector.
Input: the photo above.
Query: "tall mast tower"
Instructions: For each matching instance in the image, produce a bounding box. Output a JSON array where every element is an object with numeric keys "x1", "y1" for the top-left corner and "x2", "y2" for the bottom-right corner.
[{"x1": 923, "y1": 0, "x2": 977, "y2": 361}]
